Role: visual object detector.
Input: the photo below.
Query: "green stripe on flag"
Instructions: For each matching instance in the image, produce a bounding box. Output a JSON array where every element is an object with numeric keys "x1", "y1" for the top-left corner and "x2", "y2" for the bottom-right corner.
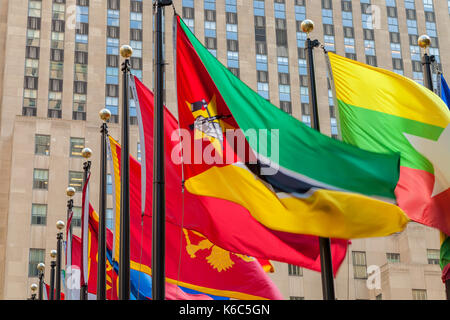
[
  {"x1": 441, "y1": 236, "x2": 450, "y2": 270},
  {"x1": 337, "y1": 100, "x2": 444, "y2": 173}
]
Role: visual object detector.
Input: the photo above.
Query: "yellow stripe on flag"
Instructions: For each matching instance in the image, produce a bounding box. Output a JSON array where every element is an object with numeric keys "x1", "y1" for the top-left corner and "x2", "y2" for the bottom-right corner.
[
  {"x1": 328, "y1": 52, "x2": 450, "y2": 128},
  {"x1": 185, "y1": 164, "x2": 409, "y2": 239},
  {"x1": 109, "y1": 136, "x2": 122, "y2": 263}
]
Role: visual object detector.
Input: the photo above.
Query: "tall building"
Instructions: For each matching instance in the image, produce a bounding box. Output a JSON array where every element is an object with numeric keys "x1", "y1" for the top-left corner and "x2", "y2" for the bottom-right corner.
[{"x1": 0, "y1": 0, "x2": 448, "y2": 300}]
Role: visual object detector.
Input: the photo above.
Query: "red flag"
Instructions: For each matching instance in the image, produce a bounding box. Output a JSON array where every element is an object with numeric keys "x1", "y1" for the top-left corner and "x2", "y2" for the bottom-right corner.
[
  {"x1": 109, "y1": 137, "x2": 282, "y2": 300},
  {"x1": 44, "y1": 283, "x2": 65, "y2": 300},
  {"x1": 71, "y1": 209, "x2": 118, "y2": 300}
]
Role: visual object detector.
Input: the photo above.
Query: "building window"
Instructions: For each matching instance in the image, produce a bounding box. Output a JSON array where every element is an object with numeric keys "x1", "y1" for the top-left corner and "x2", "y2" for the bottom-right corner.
[
  {"x1": 69, "y1": 171, "x2": 83, "y2": 192},
  {"x1": 70, "y1": 137, "x2": 85, "y2": 157},
  {"x1": 412, "y1": 289, "x2": 427, "y2": 300},
  {"x1": 73, "y1": 0, "x2": 89, "y2": 119},
  {"x1": 106, "y1": 208, "x2": 114, "y2": 230},
  {"x1": 427, "y1": 249, "x2": 440, "y2": 265},
  {"x1": 33, "y1": 169, "x2": 49, "y2": 190},
  {"x1": 72, "y1": 207, "x2": 82, "y2": 228},
  {"x1": 107, "y1": 174, "x2": 113, "y2": 194},
  {"x1": 288, "y1": 264, "x2": 303, "y2": 276},
  {"x1": 35, "y1": 135, "x2": 50, "y2": 155},
  {"x1": 28, "y1": 248, "x2": 45, "y2": 277},
  {"x1": 352, "y1": 251, "x2": 368, "y2": 279},
  {"x1": 137, "y1": 142, "x2": 141, "y2": 162},
  {"x1": 386, "y1": 252, "x2": 400, "y2": 263},
  {"x1": 31, "y1": 204, "x2": 47, "y2": 225}
]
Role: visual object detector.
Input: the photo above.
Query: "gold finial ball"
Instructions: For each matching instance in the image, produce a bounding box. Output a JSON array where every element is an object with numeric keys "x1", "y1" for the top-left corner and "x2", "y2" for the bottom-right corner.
[
  {"x1": 301, "y1": 19, "x2": 314, "y2": 34},
  {"x1": 30, "y1": 284, "x2": 38, "y2": 292},
  {"x1": 99, "y1": 108, "x2": 112, "y2": 122},
  {"x1": 66, "y1": 186, "x2": 76, "y2": 197},
  {"x1": 418, "y1": 35, "x2": 431, "y2": 49},
  {"x1": 56, "y1": 220, "x2": 65, "y2": 231},
  {"x1": 120, "y1": 45, "x2": 133, "y2": 59},
  {"x1": 37, "y1": 262, "x2": 45, "y2": 272},
  {"x1": 50, "y1": 250, "x2": 57, "y2": 259},
  {"x1": 81, "y1": 147, "x2": 92, "y2": 159}
]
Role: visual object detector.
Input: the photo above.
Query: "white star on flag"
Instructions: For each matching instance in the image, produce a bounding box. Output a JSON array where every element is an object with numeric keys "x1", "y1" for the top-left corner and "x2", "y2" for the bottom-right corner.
[{"x1": 404, "y1": 124, "x2": 450, "y2": 197}]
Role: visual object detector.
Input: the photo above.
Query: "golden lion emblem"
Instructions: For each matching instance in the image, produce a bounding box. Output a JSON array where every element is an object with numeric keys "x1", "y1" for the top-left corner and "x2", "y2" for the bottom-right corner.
[{"x1": 183, "y1": 229, "x2": 254, "y2": 272}]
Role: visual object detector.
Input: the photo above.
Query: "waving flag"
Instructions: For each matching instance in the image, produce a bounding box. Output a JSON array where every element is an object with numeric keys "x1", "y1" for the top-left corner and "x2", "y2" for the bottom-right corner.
[
  {"x1": 439, "y1": 74, "x2": 450, "y2": 284},
  {"x1": 441, "y1": 74, "x2": 450, "y2": 107},
  {"x1": 108, "y1": 136, "x2": 282, "y2": 300},
  {"x1": 133, "y1": 75, "x2": 347, "y2": 275},
  {"x1": 174, "y1": 15, "x2": 407, "y2": 244},
  {"x1": 328, "y1": 52, "x2": 450, "y2": 236}
]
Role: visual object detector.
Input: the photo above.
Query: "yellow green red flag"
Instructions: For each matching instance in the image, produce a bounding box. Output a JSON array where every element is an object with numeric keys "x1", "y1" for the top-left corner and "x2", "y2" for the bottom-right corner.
[{"x1": 328, "y1": 52, "x2": 450, "y2": 236}]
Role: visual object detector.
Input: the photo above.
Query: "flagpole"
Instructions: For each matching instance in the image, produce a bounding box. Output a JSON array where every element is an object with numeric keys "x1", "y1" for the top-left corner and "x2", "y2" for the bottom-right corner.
[
  {"x1": 302, "y1": 19, "x2": 336, "y2": 301},
  {"x1": 97, "y1": 109, "x2": 111, "y2": 300},
  {"x1": 418, "y1": 35, "x2": 435, "y2": 92},
  {"x1": 37, "y1": 262, "x2": 45, "y2": 300},
  {"x1": 418, "y1": 34, "x2": 450, "y2": 301},
  {"x1": 55, "y1": 220, "x2": 65, "y2": 300},
  {"x1": 65, "y1": 187, "x2": 75, "y2": 300},
  {"x1": 119, "y1": 44, "x2": 132, "y2": 300},
  {"x1": 30, "y1": 284, "x2": 38, "y2": 300},
  {"x1": 153, "y1": 0, "x2": 172, "y2": 301},
  {"x1": 49, "y1": 250, "x2": 57, "y2": 300},
  {"x1": 80, "y1": 150, "x2": 91, "y2": 300}
]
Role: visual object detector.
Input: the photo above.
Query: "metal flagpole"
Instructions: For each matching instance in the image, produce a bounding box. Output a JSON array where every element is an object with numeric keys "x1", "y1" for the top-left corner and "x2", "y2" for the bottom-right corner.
[
  {"x1": 30, "y1": 284, "x2": 38, "y2": 300},
  {"x1": 65, "y1": 187, "x2": 75, "y2": 300},
  {"x1": 97, "y1": 109, "x2": 111, "y2": 300},
  {"x1": 119, "y1": 44, "x2": 132, "y2": 300},
  {"x1": 152, "y1": 0, "x2": 172, "y2": 301},
  {"x1": 80, "y1": 149, "x2": 92, "y2": 300},
  {"x1": 418, "y1": 34, "x2": 450, "y2": 301},
  {"x1": 302, "y1": 19, "x2": 335, "y2": 301},
  {"x1": 419, "y1": 35, "x2": 435, "y2": 92},
  {"x1": 37, "y1": 263, "x2": 45, "y2": 300},
  {"x1": 55, "y1": 220, "x2": 65, "y2": 300},
  {"x1": 49, "y1": 250, "x2": 57, "y2": 300}
]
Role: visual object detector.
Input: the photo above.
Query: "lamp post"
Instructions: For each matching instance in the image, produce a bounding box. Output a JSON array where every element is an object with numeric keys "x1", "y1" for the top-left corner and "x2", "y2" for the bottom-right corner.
[
  {"x1": 37, "y1": 263, "x2": 45, "y2": 300},
  {"x1": 301, "y1": 19, "x2": 335, "y2": 301},
  {"x1": 49, "y1": 250, "x2": 57, "y2": 300},
  {"x1": 80, "y1": 147, "x2": 91, "y2": 300},
  {"x1": 119, "y1": 44, "x2": 132, "y2": 300},
  {"x1": 30, "y1": 283, "x2": 38, "y2": 300},
  {"x1": 97, "y1": 108, "x2": 111, "y2": 300},
  {"x1": 55, "y1": 220, "x2": 65, "y2": 300}
]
